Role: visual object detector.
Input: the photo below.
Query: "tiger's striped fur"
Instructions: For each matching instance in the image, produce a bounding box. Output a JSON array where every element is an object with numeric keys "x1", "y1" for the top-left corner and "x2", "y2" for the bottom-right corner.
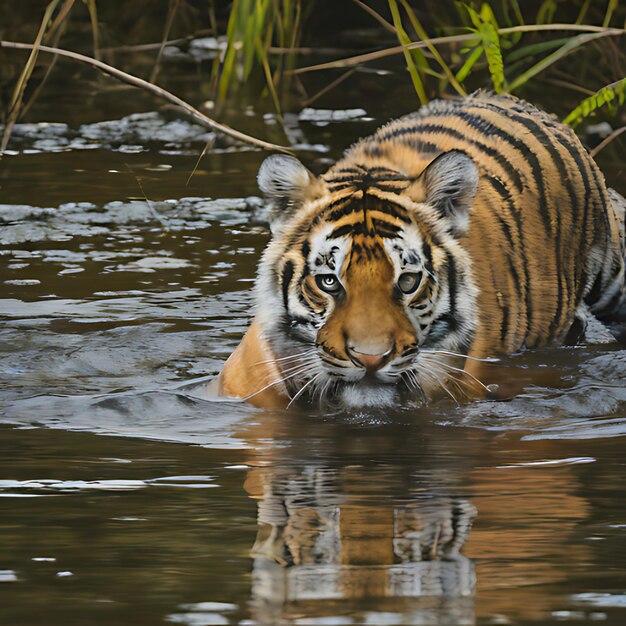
[{"x1": 217, "y1": 92, "x2": 625, "y2": 409}]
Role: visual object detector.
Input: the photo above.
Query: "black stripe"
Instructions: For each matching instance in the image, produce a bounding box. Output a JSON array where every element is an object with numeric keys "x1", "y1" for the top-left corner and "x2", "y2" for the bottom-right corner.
[
  {"x1": 371, "y1": 219, "x2": 402, "y2": 237},
  {"x1": 326, "y1": 183, "x2": 355, "y2": 192},
  {"x1": 302, "y1": 280, "x2": 327, "y2": 311},
  {"x1": 585, "y1": 272, "x2": 604, "y2": 307},
  {"x1": 308, "y1": 196, "x2": 352, "y2": 232},
  {"x1": 331, "y1": 167, "x2": 362, "y2": 175},
  {"x1": 548, "y1": 125, "x2": 598, "y2": 307},
  {"x1": 456, "y1": 108, "x2": 554, "y2": 237},
  {"x1": 445, "y1": 251, "x2": 457, "y2": 321},
  {"x1": 328, "y1": 223, "x2": 353, "y2": 239},
  {"x1": 327, "y1": 175, "x2": 363, "y2": 184},
  {"x1": 422, "y1": 237, "x2": 433, "y2": 270},
  {"x1": 325, "y1": 198, "x2": 411, "y2": 223},
  {"x1": 500, "y1": 304, "x2": 510, "y2": 344},
  {"x1": 281, "y1": 261, "x2": 294, "y2": 313},
  {"x1": 364, "y1": 138, "x2": 442, "y2": 158},
  {"x1": 428, "y1": 312, "x2": 459, "y2": 334},
  {"x1": 494, "y1": 213, "x2": 523, "y2": 295},
  {"x1": 482, "y1": 107, "x2": 575, "y2": 339},
  {"x1": 329, "y1": 217, "x2": 402, "y2": 238},
  {"x1": 326, "y1": 202, "x2": 359, "y2": 221},
  {"x1": 363, "y1": 144, "x2": 382, "y2": 158},
  {"x1": 370, "y1": 202, "x2": 412, "y2": 223},
  {"x1": 483, "y1": 241, "x2": 509, "y2": 346},
  {"x1": 485, "y1": 175, "x2": 531, "y2": 342},
  {"x1": 466, "y1": 102, "x2": 615, "y2": 338},
  {"x1": 464, "y1": 102, "x2": 586, "y2": 340},
  {"x1": 379, "y1": 122, "x2": 524, "y2": 194}
]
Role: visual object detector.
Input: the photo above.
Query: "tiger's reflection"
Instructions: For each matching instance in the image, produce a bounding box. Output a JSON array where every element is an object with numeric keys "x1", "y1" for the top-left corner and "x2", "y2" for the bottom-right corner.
[
  {"x1": 240, "y1": 414, "x2": 478, "y2": 624},
  {"x1": 247, "y1": 466, "x2": 476, "y2": 601}
]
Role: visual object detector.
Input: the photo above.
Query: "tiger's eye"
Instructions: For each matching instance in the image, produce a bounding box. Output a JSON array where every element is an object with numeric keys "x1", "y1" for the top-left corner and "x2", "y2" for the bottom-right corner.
[
  {"x1": 398, "y1": 271, "x2": 423, "y2": 295},
  {"x1": 316, "y1": 274, "x2": 341, "y2": 294}
]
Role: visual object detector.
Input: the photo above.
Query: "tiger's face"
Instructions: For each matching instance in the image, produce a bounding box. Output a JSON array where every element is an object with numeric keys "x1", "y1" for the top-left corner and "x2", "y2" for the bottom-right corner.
[{"x1": 254, "y1": 152, "x2": 479, "y2": 408}]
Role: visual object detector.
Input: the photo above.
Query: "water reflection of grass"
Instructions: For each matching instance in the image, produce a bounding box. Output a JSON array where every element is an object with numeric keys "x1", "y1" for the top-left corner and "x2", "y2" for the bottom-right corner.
[{"x1": 1, "y1": 1, "x2": 625, "y2": 154}]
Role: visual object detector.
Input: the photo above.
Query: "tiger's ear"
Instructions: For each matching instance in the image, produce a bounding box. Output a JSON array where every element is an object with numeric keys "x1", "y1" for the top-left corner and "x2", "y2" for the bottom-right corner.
[
  {"x1": 257, "y1": 154, "x2": 326, "y2": 233},
  {"x1": 407, "y1": 150, "x2": 478, "y2": 236}
]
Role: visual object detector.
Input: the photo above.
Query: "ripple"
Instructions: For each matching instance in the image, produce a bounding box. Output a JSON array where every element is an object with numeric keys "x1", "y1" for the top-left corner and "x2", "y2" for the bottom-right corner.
[
  {"x1": 0, "y1": 474, "x2": 219, "y2": 495},
  {"x1": 0, "y1": 195, "x2": 265, "y2": 245},
  {"x1": 572, "y1": 592, "x2": 626, "y2": 607},
  {"x1": 496, "y1": 457, "x2": 596, "y2": 468}
]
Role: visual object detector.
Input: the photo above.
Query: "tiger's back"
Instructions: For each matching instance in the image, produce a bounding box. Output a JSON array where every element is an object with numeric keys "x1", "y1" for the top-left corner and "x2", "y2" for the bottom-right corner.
[{"x1": 329, "y1": 92, "x2": 625, "y2": 358}]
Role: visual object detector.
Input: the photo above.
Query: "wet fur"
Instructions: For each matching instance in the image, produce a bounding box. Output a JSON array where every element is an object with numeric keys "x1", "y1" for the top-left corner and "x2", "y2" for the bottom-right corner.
[{"x1": 218, "y1": 92, "x2": 626, "y2": 408}]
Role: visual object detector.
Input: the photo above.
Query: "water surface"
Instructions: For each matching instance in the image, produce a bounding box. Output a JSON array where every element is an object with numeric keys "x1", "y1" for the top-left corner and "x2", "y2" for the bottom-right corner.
[{"x1": 1, "y1": 27, "x2": 626, "y2": 626}]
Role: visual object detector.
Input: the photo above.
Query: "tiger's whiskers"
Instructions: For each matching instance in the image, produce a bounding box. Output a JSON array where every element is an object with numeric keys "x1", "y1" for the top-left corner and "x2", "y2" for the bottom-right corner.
[
  {"x1": 420, "y1": 354, "x2": 490, "y2": 393},
  {"x1": 417, "y1": 363, "x2": 461, "y2": 405},
  {"x1": 250, "y1": 348, "x2": 317, "y2": 368},
  {"x1": 287, "y1": 372, "x2": 322, "y2": 408},
  {"x1": 421, "y1": 348, "x2": 498, "y2": 363},
  {"x1": 243, "y1": 363, "x2": 315, "y2": 402}
]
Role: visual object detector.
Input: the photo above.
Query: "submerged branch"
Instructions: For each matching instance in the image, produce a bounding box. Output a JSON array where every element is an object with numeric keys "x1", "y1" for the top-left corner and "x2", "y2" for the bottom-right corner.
[{"x1": 0, "y1": 40, "x2": 291, "y2": 154}]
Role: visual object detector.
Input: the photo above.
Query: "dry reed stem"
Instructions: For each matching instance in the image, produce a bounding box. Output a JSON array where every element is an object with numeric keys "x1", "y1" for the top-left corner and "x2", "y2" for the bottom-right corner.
[
  {"x1": 19, "y1": 0, "x2": 76, "y2": 120},
  {"x1": 351, "y1": 0, "x2": 397, "y2": 34},
  {"x1": 1, "y1": 0, "x2": 62, "y2": 153},
  {"x1": 590, "y1": 126, "x2": 626, "y2": 157},
  {"x1": 150, "y1": 0, "x2": 182, "y2": 84},
  {"x1": 0, "y1": 40, "x2": 291, "y2": 154},
  {"x1": 289, "y1": 24, "x2": 625, "y2": 75}
]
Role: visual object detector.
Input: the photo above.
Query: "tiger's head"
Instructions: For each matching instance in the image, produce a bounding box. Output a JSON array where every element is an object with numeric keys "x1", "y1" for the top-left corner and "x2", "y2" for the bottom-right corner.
[{"x1": 254, "y1": 152, "x2": 479, "y2": 408}]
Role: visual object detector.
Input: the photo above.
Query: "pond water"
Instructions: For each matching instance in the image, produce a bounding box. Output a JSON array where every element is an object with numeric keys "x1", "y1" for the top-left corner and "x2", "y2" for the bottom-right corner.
[{"x1": 1, "y1": 29, "x2": 626, "y2": 626}]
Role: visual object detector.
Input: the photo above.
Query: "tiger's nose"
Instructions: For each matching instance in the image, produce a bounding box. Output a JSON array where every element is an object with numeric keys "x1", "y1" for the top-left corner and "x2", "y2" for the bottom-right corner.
[{"x1": 345, "y1": 343, "x2": 394, "y2": 372}]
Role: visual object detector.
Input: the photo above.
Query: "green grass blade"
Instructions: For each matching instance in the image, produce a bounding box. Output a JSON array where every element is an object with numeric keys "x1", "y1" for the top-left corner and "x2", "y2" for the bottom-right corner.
[
  {"x1": 464, "y1": 3, "x2": 505, "y2": 93},
  {"x1": 388, "y1": 0, "x2": 428, "y2": 105},
  {"x1": 500, "y1": 0, "x2": 524, "y2": 44},
  {"x1": 216, "y1": 0, "x2": 302, "y2": 106},
  {"x1": 603, "y1": 0, "x2": 618, "y2": 28},
  {"x1": 508, "y1": 29, "x2": 623, "y2": 93},
  {"x1": 217, "y1": 0, "x2": 242, "y2": 100},
  {"x1": 563, "y1": 77, "x2": 626, "y2": 127},
  {"x1": 150, "y1": 0, "x2": 181, "y2": 83},
  {"x1": 81, "y1": 0, "x2": 100, "y2": 61},
  {"x1": 455, "y1": 44, "x2": 484, "y2": 83},
  {"x1": 399, "y1": 0, "x2": 466, "y2": 96},
  {"x1": 575, "y1": 0, "x2": 591, "y2": 25},
  {"x1": 2, "y1": 0, "x2": 62, "y2": 153},
  {"x1": 505, "y1": 37, "x2": 569, "y2": 63},
  {"x1": 537, "y1": 0, "x2": 557, "y2": 25},
  {"x1": 19, "y1": 0, "x2": 76, "y2": 120}
]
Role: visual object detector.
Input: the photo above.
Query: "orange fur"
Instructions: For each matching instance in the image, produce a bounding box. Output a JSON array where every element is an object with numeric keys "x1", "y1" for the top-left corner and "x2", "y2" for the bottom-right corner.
[
  {"x1": 217, "y1": 93, "x2": 625, "y2": 408},
  {"x1": 217, "y1": 321, "x2": 289, "y2": 408}
]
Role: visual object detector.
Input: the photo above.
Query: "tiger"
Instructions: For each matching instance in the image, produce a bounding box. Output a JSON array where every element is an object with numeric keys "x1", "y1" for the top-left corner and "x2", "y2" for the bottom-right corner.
[{"x1": 215, "y1": 91, "x2": 626, "y2": 409}]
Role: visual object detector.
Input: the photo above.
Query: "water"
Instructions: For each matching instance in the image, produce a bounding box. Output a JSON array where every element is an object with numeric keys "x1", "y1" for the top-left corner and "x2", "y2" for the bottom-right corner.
[{"x1": 2, "y1": 24, "x2": 626, "y2": 626}]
